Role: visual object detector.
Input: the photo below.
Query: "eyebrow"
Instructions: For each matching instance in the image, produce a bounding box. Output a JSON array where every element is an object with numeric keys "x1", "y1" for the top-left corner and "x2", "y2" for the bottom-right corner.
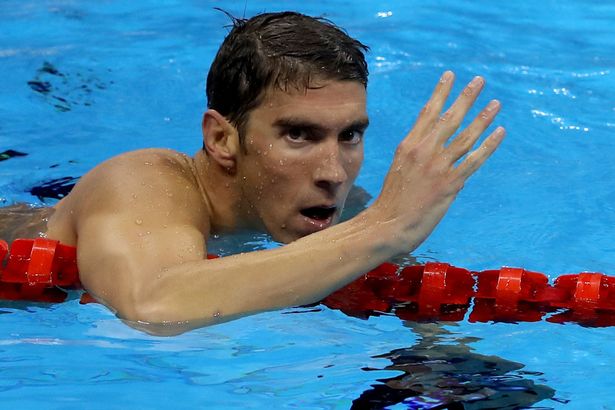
[{"x1": 272, "y1": 117, "x2": 370, "y2": 135}]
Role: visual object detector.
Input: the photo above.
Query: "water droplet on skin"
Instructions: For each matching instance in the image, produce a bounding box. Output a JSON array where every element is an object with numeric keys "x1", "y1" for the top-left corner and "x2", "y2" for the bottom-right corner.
[
  {"x1": 135, "y1": 219, "x2": 143, "y2": 225},
  {"x1": 213, "y1": 311, "x2": 221, "y2": 318},
  {"x1": 132, "y1": 193, "x2": 137, "y2": 199},
  {"x1": 144, "y1": 161, "x2": 153, "y2": 166}
]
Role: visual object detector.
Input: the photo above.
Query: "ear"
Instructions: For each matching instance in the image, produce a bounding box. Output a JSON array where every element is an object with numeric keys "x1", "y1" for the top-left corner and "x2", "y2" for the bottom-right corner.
[{"x1": 202, "y1": 109, "x2": 240, "y2": 171}]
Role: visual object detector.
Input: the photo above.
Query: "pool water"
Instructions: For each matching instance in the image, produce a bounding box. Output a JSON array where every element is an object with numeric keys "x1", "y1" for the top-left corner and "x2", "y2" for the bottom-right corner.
[{"x1": 1, "y1": 1, "x2": 614, "y2": 408}]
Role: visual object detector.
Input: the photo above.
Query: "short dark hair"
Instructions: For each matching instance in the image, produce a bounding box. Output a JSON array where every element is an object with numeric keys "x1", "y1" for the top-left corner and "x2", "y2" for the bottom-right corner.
[{"x1": 206, "y1": 11, "x2": 369, "y2": 141}]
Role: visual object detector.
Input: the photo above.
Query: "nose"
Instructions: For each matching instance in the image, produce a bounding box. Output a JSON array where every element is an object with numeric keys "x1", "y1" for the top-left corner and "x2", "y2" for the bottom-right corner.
[{"x1": 313, "y1": 142, "x2": 348, "y2": 192}]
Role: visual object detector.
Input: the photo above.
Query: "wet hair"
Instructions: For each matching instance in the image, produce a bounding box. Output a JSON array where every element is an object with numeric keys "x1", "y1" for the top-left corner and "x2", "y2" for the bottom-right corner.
[{"x1": 206, "y1": 11, "x2": 369, "y2": 142}]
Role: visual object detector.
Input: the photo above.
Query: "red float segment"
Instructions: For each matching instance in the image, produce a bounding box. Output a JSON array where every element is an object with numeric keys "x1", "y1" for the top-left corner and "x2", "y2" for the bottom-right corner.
[
  {"x1": 399, "y1": 262, "x2": 473, "y2": 321},
  {"x1": 322, "y1": 263, "x2": 398, "y2": 317},
  {"x1": 2, "y1": 238, "x2": 79, "y2": 287},
  {"x1": 0, "y1": 238, "x2": 79, "y2": 302},
  {"x1": 420, "y1": 263, "x2": 474, "y2": 306},
  {"x1": 474, "y1": 267, "x2": 552, "y2": 305},
  {"x1": 25, "y1": 238, "x2": 57, "y2": 284},
  {"x1": 547, "y1": 272, "x2": 615, "y2": 326},
  {"x1": 470, "y1": 267, "x2": 551, "y2": 323},
  {"x1": 551, "y1": 273, "x2": 615, "y2": 312},
  {"x1": 321, "y1": 279, "x2": 392, "y2": 318}
]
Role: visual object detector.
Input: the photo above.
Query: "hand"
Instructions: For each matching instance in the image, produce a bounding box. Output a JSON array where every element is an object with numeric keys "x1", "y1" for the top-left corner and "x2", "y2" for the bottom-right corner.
[{"x1": 369, "y1": 71, "x2": 505, "y2": 254}]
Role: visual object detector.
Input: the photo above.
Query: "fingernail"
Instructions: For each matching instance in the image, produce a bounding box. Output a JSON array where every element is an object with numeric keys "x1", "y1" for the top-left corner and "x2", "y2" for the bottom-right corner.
[
  {"x1": 486, "y1": 99, "x2": 500, "y2": 111},
  {"x1": 470, "y1": 76, "x2": 483, "y2": 87},
  {"x1": 440, "y1": 71, "x2": 453, "y2": 84}
]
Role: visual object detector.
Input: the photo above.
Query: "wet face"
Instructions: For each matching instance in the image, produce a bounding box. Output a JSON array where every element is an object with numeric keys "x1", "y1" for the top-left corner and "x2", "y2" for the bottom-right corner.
[{"x1": 236, "y1": 80, "x2": 368, "y2": 243}]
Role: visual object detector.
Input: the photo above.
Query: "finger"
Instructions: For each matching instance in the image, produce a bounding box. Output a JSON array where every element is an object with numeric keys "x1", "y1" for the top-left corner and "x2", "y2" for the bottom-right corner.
[
  {"x1": 433, "y1": 76, "x2": 485, "y2": 144},
  {"x1": 454, "y1": 126, "x2": 505, "y2": 179},
  {"x1": 446, "y1": 99, "x2": 501, "y2": 162},
  {"x1": 409, "y1": 71, "x2": 455, "y2": 140}
]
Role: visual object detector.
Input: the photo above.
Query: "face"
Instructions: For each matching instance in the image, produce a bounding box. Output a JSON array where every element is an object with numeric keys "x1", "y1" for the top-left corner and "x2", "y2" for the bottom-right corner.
[{"x1": 236, "y1": 80, "x2": 368, "y2": 243}]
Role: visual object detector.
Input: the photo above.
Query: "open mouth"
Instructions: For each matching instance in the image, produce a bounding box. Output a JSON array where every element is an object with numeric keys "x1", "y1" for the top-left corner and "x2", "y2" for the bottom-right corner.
[{"x1": 300, "y1": 206, "x2": 337, "y2": 221}]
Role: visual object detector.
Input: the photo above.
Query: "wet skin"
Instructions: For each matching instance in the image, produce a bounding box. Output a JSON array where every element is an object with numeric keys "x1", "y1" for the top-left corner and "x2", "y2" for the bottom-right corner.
[{"x1": 233, "y1": 81, "x2": 368, "y2": 243}]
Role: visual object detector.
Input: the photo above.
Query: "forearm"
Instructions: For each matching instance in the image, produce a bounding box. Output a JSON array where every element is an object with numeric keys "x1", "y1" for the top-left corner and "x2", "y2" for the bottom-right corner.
[{"x1": 136, "y1": 210, "x2": 399, "y2": 327}]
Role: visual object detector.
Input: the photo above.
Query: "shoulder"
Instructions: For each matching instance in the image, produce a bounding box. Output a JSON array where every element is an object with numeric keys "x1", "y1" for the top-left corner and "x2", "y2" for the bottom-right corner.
[
  {"x1": 54, "y1": 148, "x2": 210, "y2": 234},
  {"x1": 91, "y1": 148, "x2": 193, "y2": 177},
  {"x1": 78, "y1": 148, "x2": 197, "y2": 196}
]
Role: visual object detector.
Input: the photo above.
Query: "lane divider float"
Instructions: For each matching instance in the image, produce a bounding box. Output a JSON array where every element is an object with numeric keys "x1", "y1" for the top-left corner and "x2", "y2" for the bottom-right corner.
[{"x1": 2, "y1": 238, "x2": 615, "y2": 326}]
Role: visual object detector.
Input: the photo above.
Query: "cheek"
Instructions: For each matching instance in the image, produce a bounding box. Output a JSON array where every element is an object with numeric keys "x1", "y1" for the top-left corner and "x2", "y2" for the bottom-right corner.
[
  {"x1": 346, "y1": 150, "x2": 364, "y2": 179},
  {"x1": 252, "y1": 160, "x2": 300, "y2": 203},
  {"x1": 265, "y1": 149, "x2": 313, "y2": 183}
]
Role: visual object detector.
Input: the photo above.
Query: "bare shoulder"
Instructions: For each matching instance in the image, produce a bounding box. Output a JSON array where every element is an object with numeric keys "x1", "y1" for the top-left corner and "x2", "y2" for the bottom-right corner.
[
  {"x1": 87, "y1": 148, "x2": 195, "y2": 180},
  {"x1": 48, "y1": 149, "x2": 210, "y2": 242}
]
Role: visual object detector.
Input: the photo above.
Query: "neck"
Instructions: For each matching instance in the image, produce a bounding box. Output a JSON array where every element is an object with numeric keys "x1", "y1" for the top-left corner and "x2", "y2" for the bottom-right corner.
[{"x1": 191, "y1": 150, "x2": 255, "y2": 235}]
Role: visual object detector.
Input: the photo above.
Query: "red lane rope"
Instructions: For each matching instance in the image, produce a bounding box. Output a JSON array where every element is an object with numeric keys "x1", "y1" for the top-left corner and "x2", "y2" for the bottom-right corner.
[
  {"x1": 323, "y1": 262, "x2": 615, "y2": 326},
  {"x1": 2, "y1": 238, "x2": 615, "y2": 326}
]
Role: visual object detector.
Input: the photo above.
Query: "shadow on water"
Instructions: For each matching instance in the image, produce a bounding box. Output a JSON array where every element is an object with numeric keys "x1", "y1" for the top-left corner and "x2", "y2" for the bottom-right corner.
[{"x1": 351, "y1": 323, "x2": 559, "y2": 410}]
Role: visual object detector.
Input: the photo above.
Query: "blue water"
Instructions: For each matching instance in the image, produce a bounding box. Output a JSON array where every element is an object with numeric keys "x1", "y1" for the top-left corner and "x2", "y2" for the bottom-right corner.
[{"x1": 1, "y1": 1, "x2": 614, "y2": 408}]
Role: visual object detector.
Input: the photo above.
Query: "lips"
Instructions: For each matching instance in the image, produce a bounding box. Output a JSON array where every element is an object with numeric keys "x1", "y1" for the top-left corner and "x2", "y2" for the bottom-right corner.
[
  {"x1": 300, "y1": 206, "x2": 337, "y2": 221},
  {"x1": 298, "y1": 205, "x2": 337, "y2": 233}
]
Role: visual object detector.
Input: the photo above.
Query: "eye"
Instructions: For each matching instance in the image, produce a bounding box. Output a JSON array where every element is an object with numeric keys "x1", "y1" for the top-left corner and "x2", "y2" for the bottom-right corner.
[
  {"x1": 285, "y1": 127, "x2": 310, "y2": 143},
  {"x1": 339, "y1": 129, "x2": 364, "y2": 144}
]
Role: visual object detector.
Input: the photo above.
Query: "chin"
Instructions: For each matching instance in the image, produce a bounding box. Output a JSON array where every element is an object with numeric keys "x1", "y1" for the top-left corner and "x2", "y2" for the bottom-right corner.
[{"x1": 269, "y1": 230, "x2": 299, "y2": 244}]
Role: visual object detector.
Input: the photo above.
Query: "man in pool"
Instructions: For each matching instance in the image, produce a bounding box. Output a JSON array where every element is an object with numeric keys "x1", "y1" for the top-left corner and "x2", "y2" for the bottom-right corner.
[{"x1": 3, "y1": 12, "x2": 504, "y2": 333}]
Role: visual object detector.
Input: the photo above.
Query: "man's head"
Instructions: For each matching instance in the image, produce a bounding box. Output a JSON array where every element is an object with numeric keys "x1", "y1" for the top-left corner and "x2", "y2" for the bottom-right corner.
[
  {"x1": 201, "y1": 12, "x2": 370, "y2": 243},
  {"x1": 206, "y1": 11, "x2": 369, "y2": 140}
]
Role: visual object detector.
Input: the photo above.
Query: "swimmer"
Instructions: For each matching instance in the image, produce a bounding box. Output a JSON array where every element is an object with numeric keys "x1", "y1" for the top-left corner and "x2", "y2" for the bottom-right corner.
[{"x1": 2, "y1": 12, "x2": 504, "y2": 334}]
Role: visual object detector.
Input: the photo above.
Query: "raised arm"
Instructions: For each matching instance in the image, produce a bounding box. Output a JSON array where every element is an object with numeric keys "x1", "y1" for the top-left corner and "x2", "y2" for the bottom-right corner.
[{"x1": 56, "y1": 72, "x2": 504, "y2": 334}]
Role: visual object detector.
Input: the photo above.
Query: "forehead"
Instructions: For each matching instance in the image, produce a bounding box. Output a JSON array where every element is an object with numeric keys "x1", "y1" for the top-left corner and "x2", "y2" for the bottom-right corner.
[{"x1": 251, "y1": 80, "x2": 368, "y2": 125}]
